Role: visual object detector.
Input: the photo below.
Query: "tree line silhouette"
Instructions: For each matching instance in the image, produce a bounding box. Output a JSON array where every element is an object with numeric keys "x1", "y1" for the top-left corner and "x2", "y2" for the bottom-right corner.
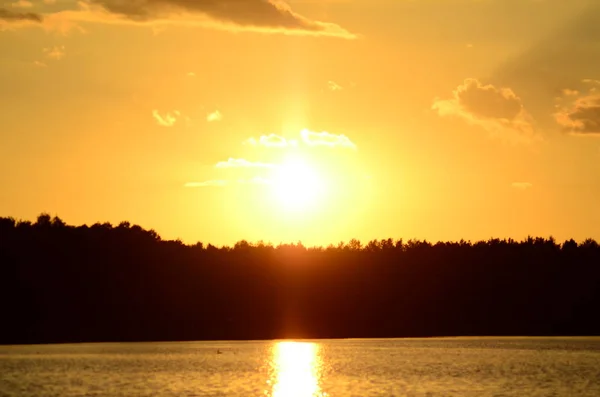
[{"x1": 1, "y1": 213, "x2": 599, "y2": 344}]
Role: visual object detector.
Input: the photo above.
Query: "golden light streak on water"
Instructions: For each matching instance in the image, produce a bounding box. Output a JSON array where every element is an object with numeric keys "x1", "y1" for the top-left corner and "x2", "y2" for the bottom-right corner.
[{"x1": 268, "y1": 341, "x2": 326, "y2": 397}]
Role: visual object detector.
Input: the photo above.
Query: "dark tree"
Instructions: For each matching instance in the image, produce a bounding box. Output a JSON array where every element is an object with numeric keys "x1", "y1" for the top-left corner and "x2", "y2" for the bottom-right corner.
[{"x1": 0, "y1": 214, "x2": 599, "y2": 344}]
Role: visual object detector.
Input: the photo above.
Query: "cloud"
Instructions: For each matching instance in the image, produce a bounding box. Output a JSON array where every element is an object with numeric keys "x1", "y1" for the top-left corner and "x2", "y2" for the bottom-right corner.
[
  {"x1": 44, "y1": 45, "x2": 65, "y2": 60},
  {"x1": 243, "y1": 130, "x2": 357, "y2": 149},
  {"x1": 93, "y1": 0, "x2": 354, "y2": 37},
  {"x1": 152, "y1": 109, "x2": 180, "y2": 127},
  {"x1": 563, "y1": 89, "x2": 580, "y2": 97},
  {"x1": 33, "y1": 0, "x2": 354, "y2": 38},
  {"x1": 512, "y1": 182, "x2": 533, "y2": 190},
  {"x1": 11, "y1": 0, "x2": 33, "y2": 8},
  {"x1": 0, "y1": 7, "x2": 42, "y2": 22},
  {"x1": 244, "y1": 134, "x2": 293, "y2": 148},
  {"x1": 215, "y1": 158, "x2": 275, "y2": 169},
  {"x1": 300, "y1": 129, "x2": 357, "y2": 149},
  {"x1": 554, "y1": 79, "x2": 600, "y2": 135},
  {"x1": 238, "y1": 176, "x2": 272, "y2": 185},
  {"x1": 206, "y1": 110, "x2": 222, "y2": 122},
  {"x1": 555, "y1": 93, "x2": 600, "y2": 135},
  {"x1": 437, "y1": 78, "x2": 523, "y2": 120},
  {"x1": 432, "y1": 78, "x2": 538, "y2": 143},
  {"x1": 184, "y1": 180, "x2": 227, "y2": 188},
  {"x1": 327, "y1": 80, "x2": 343, "y2": 91},
  {"x1": 582, "y1": 79, "x2": 600, "y2": 86}
]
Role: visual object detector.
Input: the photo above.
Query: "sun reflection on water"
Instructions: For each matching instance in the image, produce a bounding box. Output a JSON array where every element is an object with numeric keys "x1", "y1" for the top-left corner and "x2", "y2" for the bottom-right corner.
[{"x1": 268, "y1": 341, "x2": 325, "y2": 397}]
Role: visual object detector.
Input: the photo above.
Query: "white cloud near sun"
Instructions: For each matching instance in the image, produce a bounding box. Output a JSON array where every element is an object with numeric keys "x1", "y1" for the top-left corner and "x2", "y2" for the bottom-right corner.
[
  {"x1": 206, "y1": 110, "x2": 222, "y2": 122},
  {"x1": 187, "y1": 127, "x2": 361, "y2": 208},
  {"x1": 238, "y1": 176, "x2": 273, "y2": 185},
  {"x1": 300, "y1": 129, "x2": 357, "y2": 149},
  {"x1": 327, "y1": 80, "x2": 343, "y2": 91},
  {"x1": 152, "y1": 109, "x2": 180, "y2": 127},
  {"x1": 244, "y1": 134, "x2": 296, "y2": 148},
  {"x1": 244, "y1": 129, "x2": 357, "y2": 150},
  {"x1": 215, "y1": 158, "x2": 276, "y2": 169}
]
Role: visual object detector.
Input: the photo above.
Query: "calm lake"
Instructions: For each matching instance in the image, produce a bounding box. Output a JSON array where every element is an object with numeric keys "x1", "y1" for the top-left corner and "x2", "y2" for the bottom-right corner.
[{"x1": 1, "y1": 338, "x2": 599, "y2": 396}]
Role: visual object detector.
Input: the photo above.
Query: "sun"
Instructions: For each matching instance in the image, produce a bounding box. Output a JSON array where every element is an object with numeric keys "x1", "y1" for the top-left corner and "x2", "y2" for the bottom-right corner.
[{"x1": 271, "y1": 154, "x2": 325, "y2": 211}]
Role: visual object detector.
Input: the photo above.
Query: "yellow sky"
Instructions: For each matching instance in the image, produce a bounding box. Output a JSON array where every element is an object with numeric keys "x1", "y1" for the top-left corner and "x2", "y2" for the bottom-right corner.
[{"x1": 1, "y1": 0, "x2": 599, "y2": 246}]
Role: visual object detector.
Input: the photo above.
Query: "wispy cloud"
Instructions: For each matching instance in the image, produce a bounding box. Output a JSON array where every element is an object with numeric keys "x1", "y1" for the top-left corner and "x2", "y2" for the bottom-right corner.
[
  {"x1": 215, "y1": 158, "x2": 275, "y2": 169},
  {"x1": 300, "y1": 129, "x2": 357, "y2": 149},
  {"x1": 432, "y1": 78, "x2": 538, "y2": 144},
  {"x1": 206, "y1": 110, "x2": 222, "y2": 122},
  {"x1": 22, "y1": 0, "x2": 355, "y2": 38},
  {"x1": 184, "y1": 180, "x2": 227, "y2": 188},
  {"x1": 243, "y1": 130, "x2": 357, "y2": 150},
  {"x1": 152, "y1": 109, "x2": 180, "y2": 127},
  {"x1": 562, "y1": 89, "x2": 580, "y2": 97},
  {"x1": 209, "y1": 129, "x2": 359, "y2": 190},
  {"x1": 327, "y1": 80, "x2": 343, "y2": 91},
  {"x1": 512, "y1": 182, "x2": 533, "y2": 190},
  {"x1": 244, "y1": 134, "x2": 294, "y2": 148},
  {"x1": 44, "y1": 45, "x2": 65, "y2": 60},
  {"x1": 582, "y1": 79, "x2": 600, "y2": 86}
]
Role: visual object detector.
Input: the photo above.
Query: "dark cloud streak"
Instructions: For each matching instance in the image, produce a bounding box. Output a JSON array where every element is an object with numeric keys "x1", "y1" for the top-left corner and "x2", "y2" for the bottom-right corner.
[
  {"x1": 0, "y1": 8, "x2": 43, "y2": 23},
  {"x1": 90, "y1": 0, "x2": 329, "y2": 31}
]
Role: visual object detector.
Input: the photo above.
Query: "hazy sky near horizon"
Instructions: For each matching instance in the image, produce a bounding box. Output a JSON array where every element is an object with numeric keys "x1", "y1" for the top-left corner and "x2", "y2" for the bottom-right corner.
[{"x1": 1, "y1": 0, "x2": 599, "y2": 246}]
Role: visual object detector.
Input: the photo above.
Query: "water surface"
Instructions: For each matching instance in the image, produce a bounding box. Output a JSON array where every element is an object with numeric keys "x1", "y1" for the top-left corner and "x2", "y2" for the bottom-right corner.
[{"x1": 1, "y1": 337, "x2": 599, "y2": 396}]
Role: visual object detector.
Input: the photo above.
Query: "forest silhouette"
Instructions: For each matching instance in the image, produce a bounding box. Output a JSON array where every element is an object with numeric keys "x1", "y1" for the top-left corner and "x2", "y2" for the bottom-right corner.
[{"x1": 1, "y1": 213, "x2": 599, "y2": 344}]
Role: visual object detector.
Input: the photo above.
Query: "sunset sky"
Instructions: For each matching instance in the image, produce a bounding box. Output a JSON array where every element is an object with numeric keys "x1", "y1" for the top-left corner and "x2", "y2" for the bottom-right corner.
[{"x1": 1, "y1": 0, "x2": 599, "y2": 246}]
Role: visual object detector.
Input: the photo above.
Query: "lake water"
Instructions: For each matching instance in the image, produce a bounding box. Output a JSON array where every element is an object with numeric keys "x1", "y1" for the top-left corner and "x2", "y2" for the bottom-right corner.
[{"x1": 1, "y1": 338, "x2": 599, "y2": 396}]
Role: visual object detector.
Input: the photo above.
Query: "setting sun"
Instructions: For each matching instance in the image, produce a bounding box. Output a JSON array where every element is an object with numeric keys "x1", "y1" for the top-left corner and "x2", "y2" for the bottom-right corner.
[{"x1": 270, "y1": 154, "x2": 326, "y2": 212}]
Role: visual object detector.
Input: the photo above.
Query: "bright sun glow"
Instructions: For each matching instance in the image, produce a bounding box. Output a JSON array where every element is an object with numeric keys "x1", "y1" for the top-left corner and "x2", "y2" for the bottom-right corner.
[{"x1": 271, "y1": 154, "x2": 325, "y2": 211}]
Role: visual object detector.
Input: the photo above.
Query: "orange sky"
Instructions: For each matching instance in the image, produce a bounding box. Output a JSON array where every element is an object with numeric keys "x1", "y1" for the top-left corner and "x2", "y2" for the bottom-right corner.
[{"x1": 1, "y1": 0, "x2": 599, "y2": 246}]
